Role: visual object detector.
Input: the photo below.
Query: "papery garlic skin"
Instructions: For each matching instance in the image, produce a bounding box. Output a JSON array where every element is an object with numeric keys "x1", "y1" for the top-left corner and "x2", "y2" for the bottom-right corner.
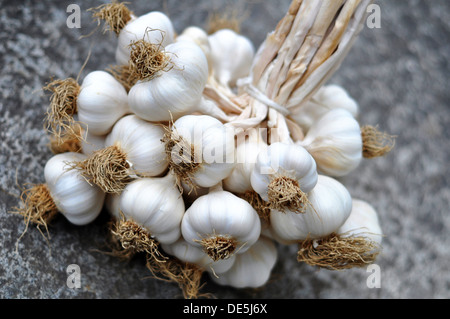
[
  {"x1": 251, "y1": 142, "x2": 318, "y2": 202},
  {"x1": 128, "y1": 41, "x2": 209, "y2": 122},
  {"x1": 270, "y1": 175, "x2": 352, "y2": 244},
  {"x1": 81, "y1": 131, "x2": 106, "y2": 156},
  {"x1": 290, "y1": 84, "x2": 359, "y2": 132},
  {"x1": 337, "y1": 199, "x2": 383, "y2": 245},
  {"x1": 169, "y1": 114, "x2": 235, "y2": 188},
  {"x1": 208, "y1": 29, "x2": 255, "y2": 89},
  {"x1": 210, "y1": 236, "x2": 277, "y2": 289},
  {"x1": 77, "y1": 71, "x2": 130, "y2": 136},
  {"x1": 223, "y1": 130, "x2": 268, "y2": 194},
  {"x1": 161, "y1": 238, "x2": 236, "y2": 275},
  {"x1": 105, "y1": 114, "x2": 168, "y2": 177},
  {"x1": 176, "y1": 26, "x2": 212, "y2": 72},
  {"x1": 298, "y1": 108, "x2": 363, "y2": 177},
  {"x1": 119, "y1": 175, "x2": 184, "y2": 245},
  {"x1": 44, "y1": 152, "x2": 105, "y2": 225},
  {"x1": 115, "y1": 11, "x2": 175, "y2": 66},
  {"x1": 181, "y1": 188, "x2": 261, "y2": 257}
]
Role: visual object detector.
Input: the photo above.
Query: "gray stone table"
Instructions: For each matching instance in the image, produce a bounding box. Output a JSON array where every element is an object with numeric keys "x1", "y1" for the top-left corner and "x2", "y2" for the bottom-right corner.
[{"x1": 1, "y1": 0, "x2": 449, "y2": 299}]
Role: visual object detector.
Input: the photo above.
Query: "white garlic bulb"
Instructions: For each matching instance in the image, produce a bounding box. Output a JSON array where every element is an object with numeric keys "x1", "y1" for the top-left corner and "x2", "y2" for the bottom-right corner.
[
  {"x1": 250, "y1": 142, "x2": 318, "y2": 213},
  {"x1": 208, "y1": 29, "x2": 255, "y2": 89},
  {"x1": 71, "y1": 114, "x2": 168, "y2": 194},
  {"x1": 297, "y1": 108, "x2": 363, "y2": 177},
  {"x1": 270, "y1": 175, "x2": 352, "y2": 244},
  {"x1": 115, "y1": 11, "x2": 175, "y2": 66},
  {"x1": 77, "y1": 70, "x2": 130, "y2": 136},
  {"x1": 119, "y1": 174, "x2": 184, "y2": 245},
  {"x1": 210, "y1": 236, "x2": 278, "y2": 289},
  {"x1": 337, "y1": 199, "x2": 383, "y2": 246},
  {"x1": 290, "y1": 84, "x2": 359, "y2": 132},
  {"x1": 128, "y1": 40, "x2": 216, "y2": 122},
  {"x1": 164, "y1": 114, "x2": 235, "y2": 189},
  {"x1": 223, "y1": 129, "x2": 267, "y2": 194},
  {"x1": 161, "y1": 238, "x2": 236, "y2": 276},
  {"x1": 44, "y1": 152, "x2": 105, "y2": 225},
  {"x1": 181, "y1": 185, "x2": 261, "y2": 262},
  {"x1": 104, "y1": 114, "x2": 168, "y2": 178}
]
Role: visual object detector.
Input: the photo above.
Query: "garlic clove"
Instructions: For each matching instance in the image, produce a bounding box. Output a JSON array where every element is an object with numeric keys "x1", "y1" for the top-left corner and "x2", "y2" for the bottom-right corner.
[
  {"x1": 270, "y1": 174, "x2": 352, "y2": 243},
  {"x1": 115, "y1": 11, "x2": 175, "y2": 66},
  {"x1": 210, "y1": 236, "x2": 278, "y2": 289},
  {"x1": 298, "y1": 108, "x2": 363, "y2": 177}
]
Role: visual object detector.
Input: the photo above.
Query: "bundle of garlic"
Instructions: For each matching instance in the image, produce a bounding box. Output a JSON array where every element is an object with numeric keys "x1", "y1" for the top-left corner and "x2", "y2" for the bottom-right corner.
[{"x1": 11, "y1": 0, "x2": 396, "y2": 298}]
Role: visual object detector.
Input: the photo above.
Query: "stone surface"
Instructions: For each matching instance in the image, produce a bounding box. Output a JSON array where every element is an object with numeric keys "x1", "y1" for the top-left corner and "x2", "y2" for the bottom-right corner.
[{"x1": 1, "y1": 0, "x2": 449, "y2": 299}]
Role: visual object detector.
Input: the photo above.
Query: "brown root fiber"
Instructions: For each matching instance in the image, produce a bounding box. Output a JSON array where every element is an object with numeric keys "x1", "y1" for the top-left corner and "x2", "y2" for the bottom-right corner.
[
  {"x1": 111, "y1": 218, "x2": 166, "y2": 262},
  {"x1": 106, "y1": 64, "x2": 139, "y2": 92},
  {"x1": 128, "y1": 37, "x2": 172, "y2": 81},
  {"x1": 361, "y1": 125, "x2": 395, "y2": 158},
  {"x1": 48, "y1": 122, "x2": 84, "y2": 154},
  {"x1": 69, "y1": 145, "x2": 131, "y2": 194},
  {"x1": 206, "y1": 8, "x2": 245, "y2": 34},
  {"x1": 297, "y1": 233, "x2": 382, "y2": 270},
  {"x1": 195, "y1": 235, "x2": 238, "y2": 262},
  {"x1": 267, "y1": 176, "x2": 309, "y2": 214},
  {"x1": 89, "y1": 1, "x2": 133, "y2": 35},
  {"x1": 241, "y1": 190, "x2": 271, "y2": 222},
  {"x1": 11, "y1": 183, "x2": 58, "y2": 231},
  {"x1": 161, "y1": 127, "x2": 201, "y2": 194},
  {"x1": 43, "y1": 78, "x2": 80, "y2": 142},
  {"x1": 146, "y1": 257, "x2": 208, "y2": 299}
]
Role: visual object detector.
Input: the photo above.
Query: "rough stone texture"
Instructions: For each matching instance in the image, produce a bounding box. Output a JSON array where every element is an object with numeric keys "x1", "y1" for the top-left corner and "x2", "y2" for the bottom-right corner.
[{"x1": 1, "y1": 0, "x2": 449, "y2": 299}]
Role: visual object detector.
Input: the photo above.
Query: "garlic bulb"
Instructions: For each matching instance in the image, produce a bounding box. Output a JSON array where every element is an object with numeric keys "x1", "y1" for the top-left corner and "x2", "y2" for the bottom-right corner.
[
  {"x1": 210, "y1": 236, "x2": 277, "y2": 289},
  {"x1": 44, "y1": 152, "x2": 105, "y2": 225},
  {"x1": 290, "y1": 84, "x2": 359, "y2": 132},
  {"x1": 208, "y1": 29, "x2": 255, "y2": 90},
  {"x1": 161, "y1": 238, "x2": 236, "y2": 276},
  {"x1": 337, "y1": 199, "x2": 383, "y2": 246},
  {"x1": 77, "y1": 70, "x2": 130, "y2": 136},
  {"x1": 181, "y1": 185, "x2": 261, "y2": 262},
  {"x1": 270, "y1": 174, "x2": 352, "y2": 244},
  {"x1": 223, "y1": 129, "x2": 267, "y2": 194},
  {"x1": 103, "y1": 113, "x2": 168, "y2": 178},
  {"x1": 297, "y1": 108, "x2": 363, "y2": 177},
  {"x1": 250, "y1": 142, "x2": 318, "y2": 213},
  {"x1": 128, "y1": 40, "x2": 226, "y2": 122},
  {"x1": 296, "y1": 196, "x2": 382, "y2": 270},
  {"x1": 117, "y1": 174, "x2": 185, "y2": 246},
  {"x1": 176, "y1": 26, "x2": 213, "y2": 73},
  {"x1": 72, "y1": 114, "x2": 168, "y2": 193},
  {"x1": 115, "y1": 11, "x2": 175, "y2": 66},
  {"x1": 163, "y1": 114, "x2": 235, "y2": 190}
]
